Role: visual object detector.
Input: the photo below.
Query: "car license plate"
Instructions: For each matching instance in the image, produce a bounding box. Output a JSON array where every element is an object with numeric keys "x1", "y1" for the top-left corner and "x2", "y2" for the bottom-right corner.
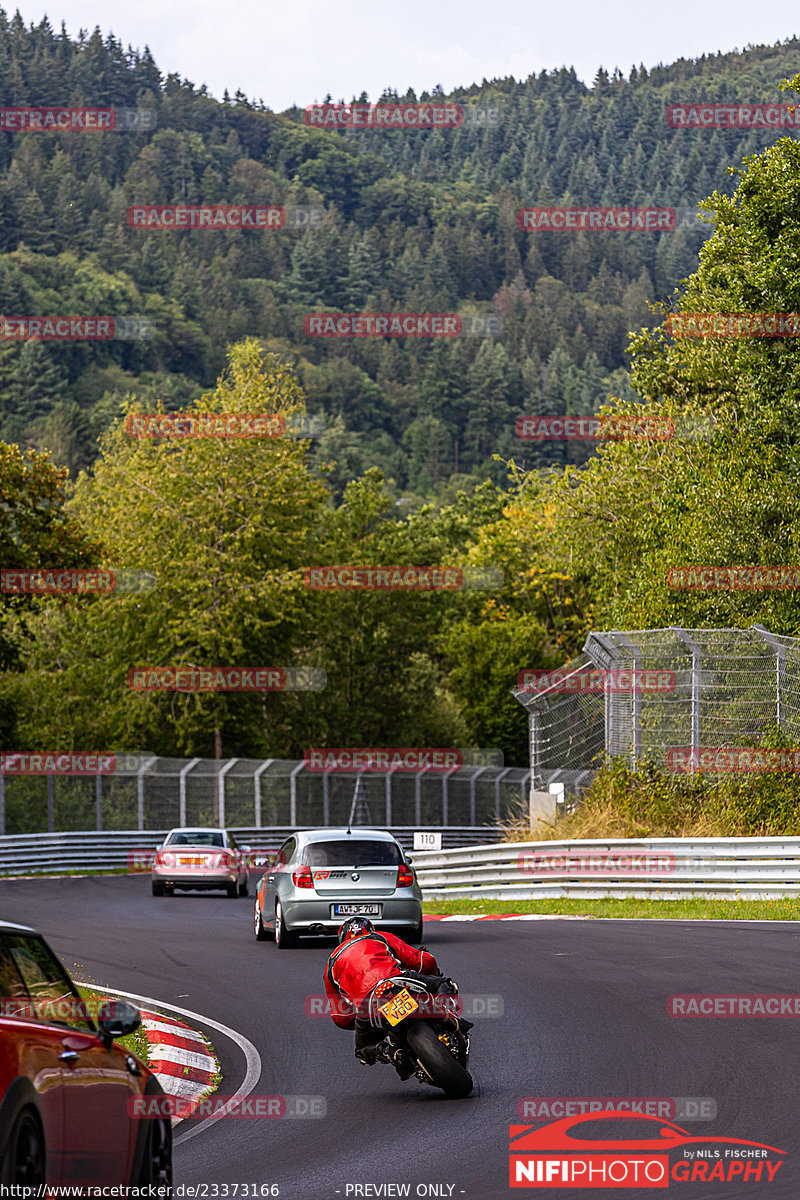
[
  {"x1": 379, "y1": 988, "x2": 419, "y2": 1026},
  {"x1": 179, "y1": 856, "x2": 204, "y2": 866},
  {"x1": 332, "y1": 904, "x2": 380, "y2": 916}
]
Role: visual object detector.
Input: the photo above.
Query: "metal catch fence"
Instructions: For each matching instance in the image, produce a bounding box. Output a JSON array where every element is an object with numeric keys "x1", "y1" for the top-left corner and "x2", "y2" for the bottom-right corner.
[
  {"x1": 514, "y1": 625, "x2": 800, "y2": 794},
  {"x1": 0, "y1": 756, "x2": 531, "y2": 836}
]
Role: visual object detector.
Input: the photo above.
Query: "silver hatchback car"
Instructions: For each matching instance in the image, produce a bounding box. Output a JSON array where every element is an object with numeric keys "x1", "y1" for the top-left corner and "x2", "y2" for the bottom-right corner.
[{"x1": 253, "y1": 828, "x2": 423, "y2": 948}]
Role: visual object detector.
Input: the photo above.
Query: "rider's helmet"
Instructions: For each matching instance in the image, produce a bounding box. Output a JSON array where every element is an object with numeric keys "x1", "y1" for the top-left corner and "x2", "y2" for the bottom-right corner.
[{"x1": 338, "y1": 916, "x2": 375, "y2": 944}]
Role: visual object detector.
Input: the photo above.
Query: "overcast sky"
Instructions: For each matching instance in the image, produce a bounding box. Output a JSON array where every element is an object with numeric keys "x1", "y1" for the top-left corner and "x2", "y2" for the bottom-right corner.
[{"x1": 10, "y1": 0, "x2": 800, "y2": 110}]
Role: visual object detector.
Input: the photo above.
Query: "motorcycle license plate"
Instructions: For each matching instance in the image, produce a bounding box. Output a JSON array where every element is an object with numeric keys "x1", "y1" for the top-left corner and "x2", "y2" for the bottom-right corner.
[
  {"x1": 379, "y1": 988, "x2": 419, "y2": 1026},
  {"x1": 332, "y1": 904, "x2": 380, "y2": 916}
]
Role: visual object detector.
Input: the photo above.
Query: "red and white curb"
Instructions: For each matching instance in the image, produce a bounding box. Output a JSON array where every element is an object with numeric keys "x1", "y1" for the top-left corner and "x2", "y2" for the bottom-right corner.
[
  {"x1": 138, "y1": 1008, "x2": 218, "y2": 1118},
  {"x1": 424, "y1": 913, "x2": 591, "y2": 921}
]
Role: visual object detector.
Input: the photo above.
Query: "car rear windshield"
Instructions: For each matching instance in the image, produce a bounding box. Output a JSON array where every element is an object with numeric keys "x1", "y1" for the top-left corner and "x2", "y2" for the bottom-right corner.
[
  {"x1": 165, "y1": 831, "x2": 225, "y2": 847},
  {"x1": 303, "y1": 840, "x2": 402, "y2": 867}
]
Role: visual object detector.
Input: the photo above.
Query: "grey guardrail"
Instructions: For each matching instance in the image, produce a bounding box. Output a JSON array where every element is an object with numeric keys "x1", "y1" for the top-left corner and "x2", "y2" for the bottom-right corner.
[
  {"x1": 0, "y1": 826, "x2": 502, "y2": 875},
  {"x1": 411, "y1": 836, "x2": 800, "y2": 900}
]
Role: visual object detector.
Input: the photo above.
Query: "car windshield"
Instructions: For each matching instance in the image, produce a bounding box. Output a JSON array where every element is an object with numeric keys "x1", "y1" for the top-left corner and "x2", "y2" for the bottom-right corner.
[
  {"x1": 303, "y1": 840, "x2": 402, "y2": 867},
  {"x1": 165, "y1": 831, "x2": 225, "y2": 847}
]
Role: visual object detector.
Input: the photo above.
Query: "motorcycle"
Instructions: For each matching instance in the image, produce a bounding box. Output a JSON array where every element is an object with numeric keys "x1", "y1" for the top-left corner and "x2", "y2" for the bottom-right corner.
[{"x1": 365, "y1": 974, "x2": 473, "y2": 1098}]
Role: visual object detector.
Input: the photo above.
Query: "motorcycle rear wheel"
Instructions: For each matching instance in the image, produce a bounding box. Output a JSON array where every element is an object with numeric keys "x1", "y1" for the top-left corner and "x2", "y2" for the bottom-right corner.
[{"x1": 405, "y1": 1022, "x2": 473, "y2": 1098}]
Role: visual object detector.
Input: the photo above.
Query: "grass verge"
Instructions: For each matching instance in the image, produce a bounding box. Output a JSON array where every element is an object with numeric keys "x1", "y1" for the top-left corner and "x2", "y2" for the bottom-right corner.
[
  {"x1": 423, "y1": 897, "x2": 800, "y2": 920},
  {"x1": 77, "y1": 985, "x2": 151, "y2": 1062}
]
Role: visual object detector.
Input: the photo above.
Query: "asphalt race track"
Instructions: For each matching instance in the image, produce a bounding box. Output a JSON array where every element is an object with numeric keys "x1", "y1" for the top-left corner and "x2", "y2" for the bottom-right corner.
[{"x1": 2, "y1": 875, "x2": 800, "y2": 1199}]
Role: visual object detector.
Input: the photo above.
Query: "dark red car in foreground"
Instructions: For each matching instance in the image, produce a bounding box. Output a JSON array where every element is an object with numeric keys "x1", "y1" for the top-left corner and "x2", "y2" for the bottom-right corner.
[{"x1": 0, "y1": 919, "x2": 171, "y2": 1186}]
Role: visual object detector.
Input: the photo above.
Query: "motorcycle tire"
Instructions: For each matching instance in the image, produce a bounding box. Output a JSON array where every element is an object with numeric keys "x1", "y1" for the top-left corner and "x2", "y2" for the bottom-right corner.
[{"x1": 405, "y1": 1021, "x2": 473, "y2": 1098}]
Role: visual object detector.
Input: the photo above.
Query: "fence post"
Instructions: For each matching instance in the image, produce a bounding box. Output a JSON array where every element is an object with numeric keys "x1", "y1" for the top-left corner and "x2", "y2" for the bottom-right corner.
[
  {"x1": 611, "y1": 630, "x2": 641, "y2": 766},
  {"x1": 179, "y1": 758, "x2": 200, "y2": 827},
  {"x1": 95, "y1": 774, "x2": 102, "y2": 831},
  {"x1": 495, "y1": 767, "x2": 511, "y2": 821},
  {"x1": 752, "y1": 625, "x2": 786, "y2": 733},
  {"x1": 217, "y1": 759, "x2": 238, "y2": 828},
  {"x1": 529, "y1": 709, "x2": 541, "y2": 789},
  {"x1": 414, "y1": 767, "x2": 432, "y2": 825},
  {"x1": 441, "y1": 765, "x2": 459, "y2": 827},
  {"x1": 469, "y1": 766, "x2": 488, "y2": 825},
  {"x1": 0, "y1": 771, "x2": 5, "y2": 836},
  {"x1": 672, "y1": 628, "x2": 701, "y2": 771},
  {"x1": 254, "y1": 760, "x2": 273, "y2": 828},
  {"x1": 289, "y1": 762, "x2": 304, "y2": 826},
  {"x1": 385, "y1": 769, "x2": 395, "y2": 825},
  {"x1": 322, "y1": 770, "x2": 330, "y2": 825},
  {"x1": 137, "y1": 757, "x2": 157, "y2": 830},
  {"x1": 47, "y1": 775, "x2": 54, "y2": 832}
]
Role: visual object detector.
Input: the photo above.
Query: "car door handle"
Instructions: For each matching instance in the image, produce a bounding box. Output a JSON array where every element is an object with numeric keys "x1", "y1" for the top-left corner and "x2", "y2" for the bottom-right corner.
[{"x1": 59, "y1": 1050, "x2": 80, "y2": 1064}]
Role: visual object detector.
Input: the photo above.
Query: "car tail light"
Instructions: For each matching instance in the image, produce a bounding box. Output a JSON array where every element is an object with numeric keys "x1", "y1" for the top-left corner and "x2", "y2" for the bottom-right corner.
[
  {"x1": 154, "y1": 851, "x2": 174, "y2": 867},
  {"x1": 292, "y1": 865, "x2": 315, "y2": 889},
  {"x1": 397, "y1": 864, "x2": 414, "y2": 887}
]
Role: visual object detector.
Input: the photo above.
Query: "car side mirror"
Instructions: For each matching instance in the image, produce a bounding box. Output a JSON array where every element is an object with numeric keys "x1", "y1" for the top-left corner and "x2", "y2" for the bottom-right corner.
[
  {"x1": 406, "y1": 856, "x2": 414, "y2": 864},
  {"x1": 97, "y1": 999, "x2": 141, "y2": 1045},
  {"x1": 240, "y1": 844, "x2": 252, "y2": 854}
]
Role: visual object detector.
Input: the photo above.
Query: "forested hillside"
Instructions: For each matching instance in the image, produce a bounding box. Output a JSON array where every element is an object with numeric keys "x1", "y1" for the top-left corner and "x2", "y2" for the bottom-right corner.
[
  {"x1": 3, "y1": 19, "x2": 800, "y2": 768},
  {"x1": 1, "y1": 14, "x2": 798, "y2": 494}
]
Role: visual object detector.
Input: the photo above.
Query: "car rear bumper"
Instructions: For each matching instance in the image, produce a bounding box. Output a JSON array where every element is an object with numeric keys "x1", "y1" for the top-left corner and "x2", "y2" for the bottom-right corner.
[
  {"x1": 152, "y1": 870, "x2": 238, "y2": 888},
  {"x1": 282, "y1": 896, "x2": 422, "y2": 932}
]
